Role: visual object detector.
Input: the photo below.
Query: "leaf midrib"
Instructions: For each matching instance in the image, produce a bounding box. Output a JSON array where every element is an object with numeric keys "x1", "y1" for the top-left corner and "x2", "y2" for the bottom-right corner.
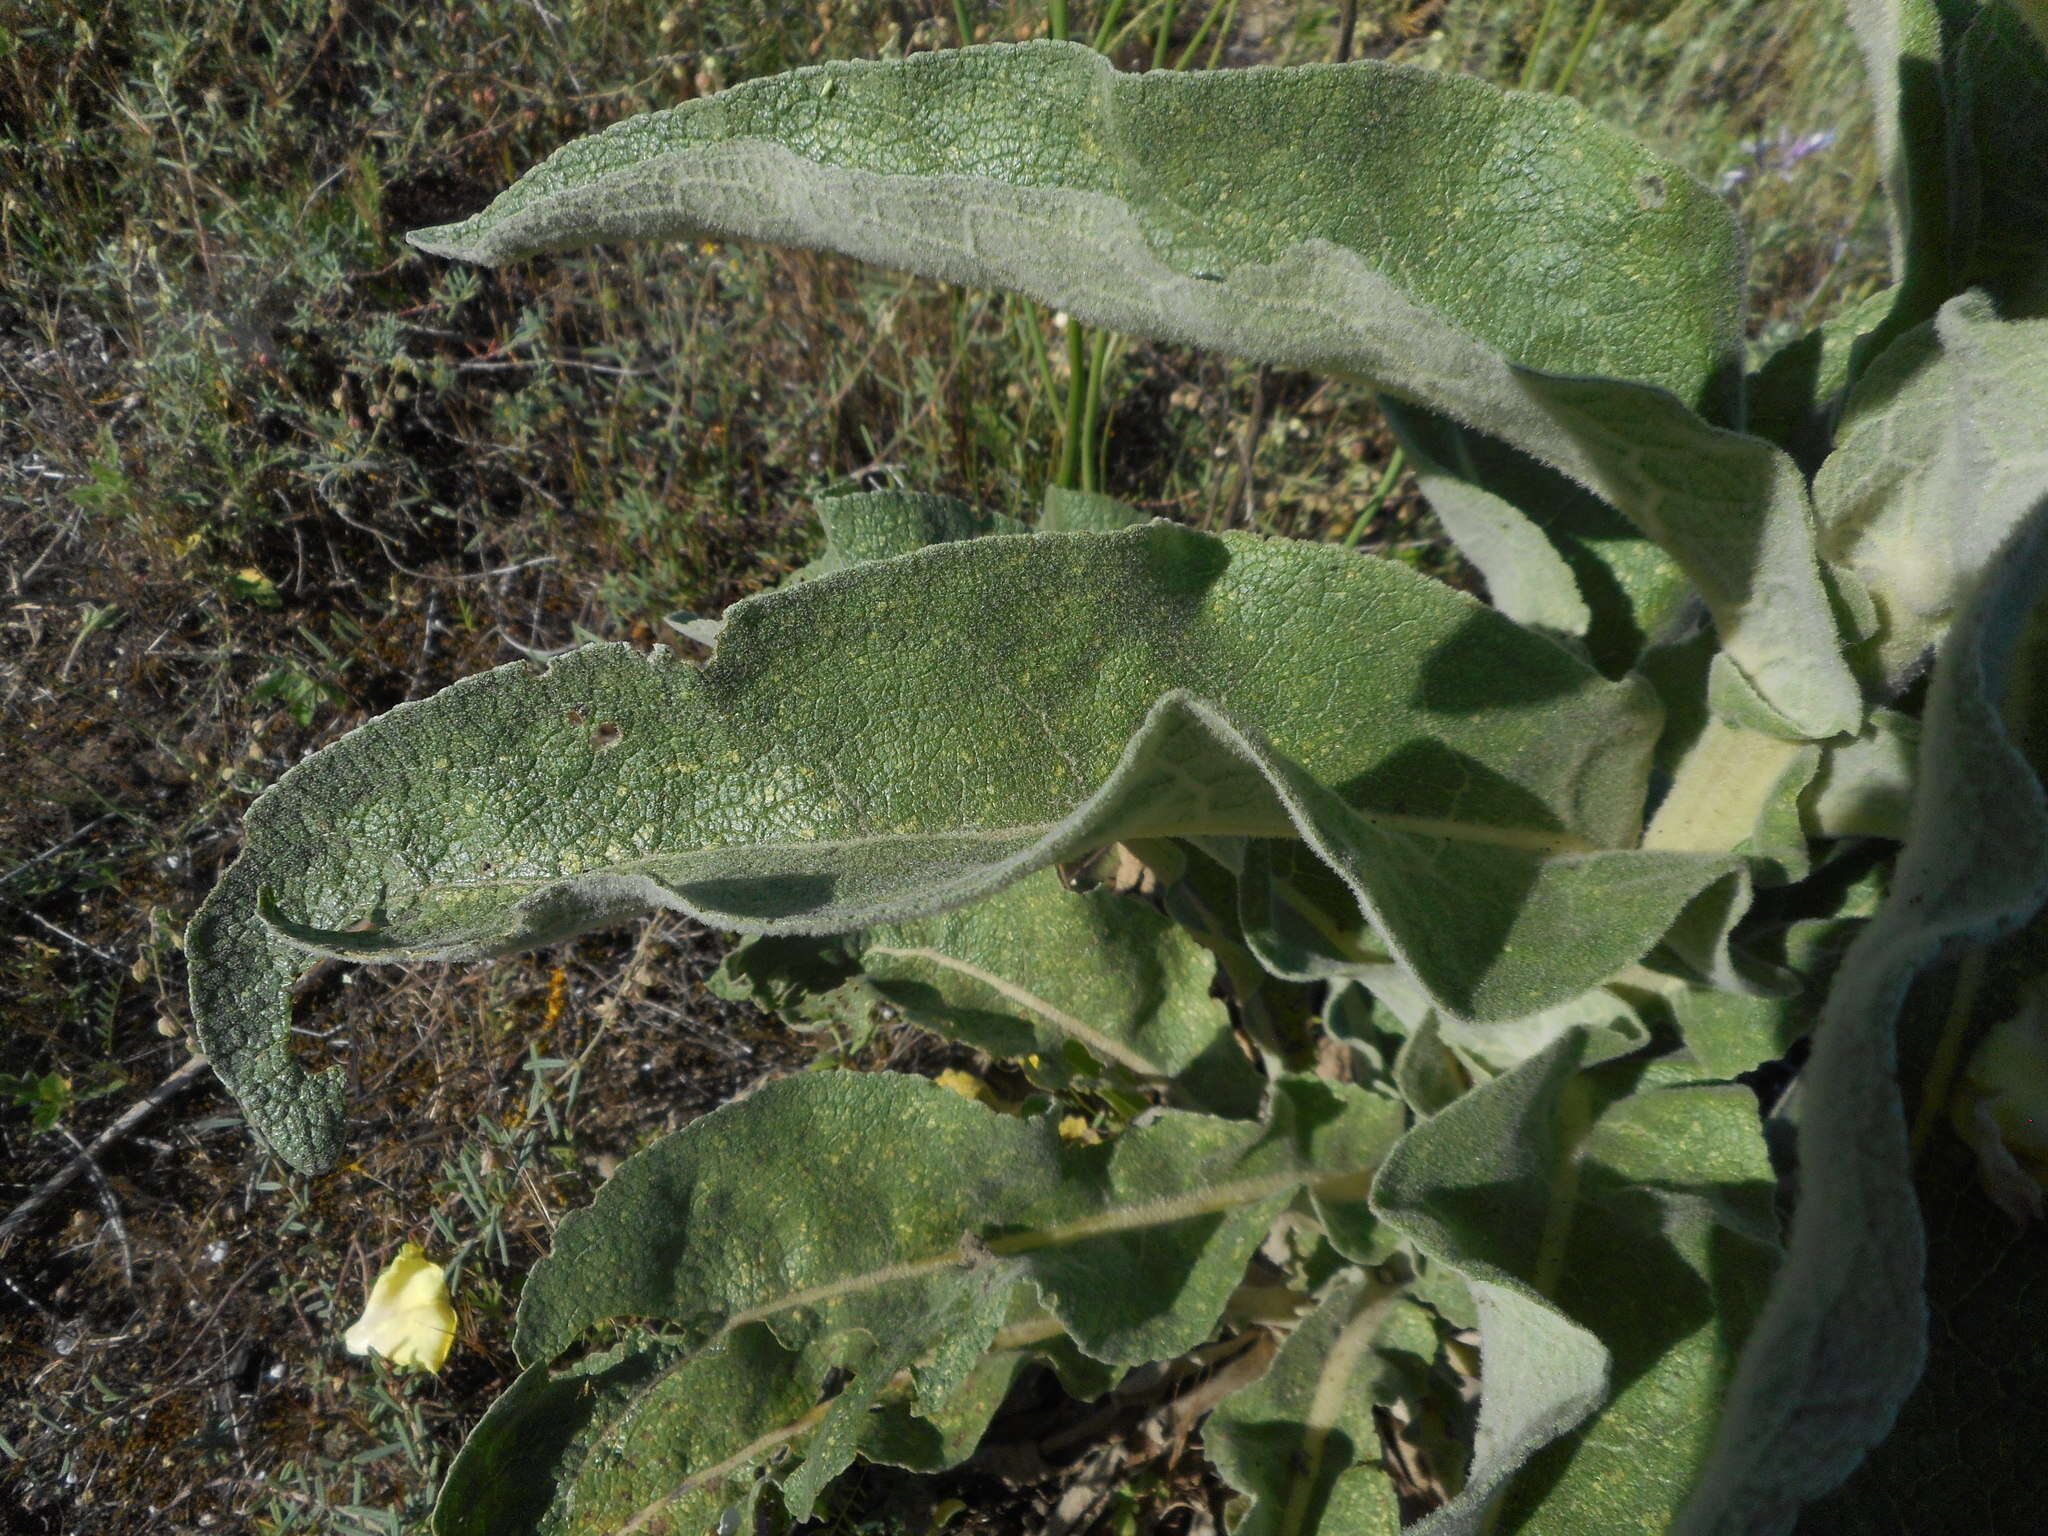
[
  {"x1": 1282, "y1": 1280, "x2": 1403, "y2": 1536},
  {"x1": 535, "y1": 1166, "x2": 1385, "y2": 1532},
  {"x1": 863, "y1": 943, "x2": 1168, "y2": 1077},
  {"x1": 301, "y1": 805, "x2": 1600, "y2": 932},
  {"x1": 713, "y1": 1166, "x2": 1341, "y2": 1336}
]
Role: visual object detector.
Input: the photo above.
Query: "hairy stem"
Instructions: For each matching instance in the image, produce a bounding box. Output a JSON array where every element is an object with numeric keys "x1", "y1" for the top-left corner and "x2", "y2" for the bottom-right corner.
[{"x1": 1642, "y1": 718, "x2": 1808, "y2": 854}]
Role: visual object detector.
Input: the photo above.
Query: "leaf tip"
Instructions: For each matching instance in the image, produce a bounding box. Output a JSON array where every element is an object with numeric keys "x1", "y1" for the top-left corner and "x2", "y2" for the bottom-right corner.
[{"x1": 405, "y1": 221, "x2": 490, "y2": 265}]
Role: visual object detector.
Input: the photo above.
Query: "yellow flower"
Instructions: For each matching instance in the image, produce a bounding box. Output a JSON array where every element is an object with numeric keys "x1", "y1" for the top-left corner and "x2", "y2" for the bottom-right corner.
[{"x1": 343, "y1": 1242, "x2": 457, "y2": 1371}]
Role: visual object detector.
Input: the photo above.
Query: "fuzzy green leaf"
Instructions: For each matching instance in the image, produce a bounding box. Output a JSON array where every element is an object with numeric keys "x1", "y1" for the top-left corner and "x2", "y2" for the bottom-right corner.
[
  {"x1": 1798, "y1": 1131, "x2": 2048, "y2": 1533},
  {"x1": 1358, "y1": 961, "x2": 1652, "y2": 1079},
  {"x1": 1226, "y1": 830, "x2": 1744, "y2": 1025},
  {"x1": 857, "y1": 867, "x2": 1261, "y2": 1114},
  {"x1": 1040, "y1": 486, "x2": 1147, "y2": 532},
  {"x1": 854, "y1": 1340, "x2": 1033, "y2": 1473},
  {"x1": 1674, "y1": 503, "x2": 2048, "y2": 1534},
  {"x1": 1949, "y1": 0, "x2": 2048, "y2": 310},
  {"x1": 410, "y1": 41, "x2": 1857, "y2": 737},
  {"x1": 488, "y1": 1072, "x2": 1399, "y2": 1520},
  {"x1": 790, "y1": 488, "x2": 1027, "y2": 584},
  {"x1": 1641, "y1": 719, "x2": 1824, "y2": 1002},
  {"x1": 1369, "y1": 1035, "x2": 1610, "y2": 1534},
  {"x1": 411, "y1": 43, "x2": 1740, "y2": 404},
  {"x1": 1379, "y1": 397, "x2": 1693, "y2": 679},
  {"x1": 1803, "y1": 709, "x2": 1919, "y2": 841},
  {"x1": 1842, "y1": 0, "x2": 1961, "y2": 353},
  {"x1": 1814, "y1": 295, "x2": 2048, "y2": 683},
  {"x1": 189, "y1": 523, "x2": 1738, "y2": 1171},
  {"x1": 1745, "y1": 285, "x2": 1898, "y2": 472},
  {"x1": 432, "y1": 1325, "x2": 819, "y2": 1536},
  {"x1": 1373, "y1": 1039, "x2": 1780, "y2": 1534},
  {"x1": 1650, "y1": 914, "x2": 1862, "y2": 1080},
  {"x1": 1491, "y1": 1069, "x2": 1780, "y2": 1533},
  {"x1": 1204, "y1": 1274, "x2": 1416, "y2": 1536},
  {"x1": 1407, "y1": 451, "x2": 1593, "y2": 642},
  {"x1": 517, "y1": 1073, "x2": 1407, "y2": 1368}
]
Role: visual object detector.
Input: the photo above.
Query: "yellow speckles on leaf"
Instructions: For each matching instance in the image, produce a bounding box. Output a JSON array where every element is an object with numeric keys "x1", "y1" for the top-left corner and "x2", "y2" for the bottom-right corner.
[{"x1": 343, "y1": 1242, "x2": 457, "y2": 1371}]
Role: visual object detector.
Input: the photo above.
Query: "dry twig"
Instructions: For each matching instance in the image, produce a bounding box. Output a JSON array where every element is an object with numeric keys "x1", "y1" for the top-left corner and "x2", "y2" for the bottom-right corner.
[{"x1": 0, "y1": 1054, "x2": 211, "y2": 1249}]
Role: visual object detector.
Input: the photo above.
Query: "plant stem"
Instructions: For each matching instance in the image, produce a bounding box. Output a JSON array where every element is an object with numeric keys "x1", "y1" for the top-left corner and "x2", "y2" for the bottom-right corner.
[
  {"x1": 1909, "y1": 946, "x2": 1993, "y2": 1157},
  {"x1": 1531, "y1": 1073, "x2": 1593, "y2": 1301},
  {"x1": 1096, "y1": 388, "x2": 1119, "y2": 490},
  {"x1": 1341, "y1": 446, "x2": 1406, "y2": 548},
  {"x1": 1332, "y1": 0, "x2": 1358, "y2": 63},
  {"x1": 1641, "y1": 718, "x2": 1809, "y2": 854},
  {"x1": 1049, "y1": 0, "x2": 1068, "y2": 42},
  {"x1": 1079, "y1": 328, "x2": 1112, "y2": 492},
  {"x1": 1519, "y1": 0, "x2": 1569, "y2": 89},
  {"x1": 953, "y1": 0, "x2": 974, "y2": 46},
  {"x1": 1174, "y1": 0, "x2": 1233, "y2": 70},
  {"x1": 1203, "y1": 0, "x2": 1239, "y2": 68},
  {"x1": 1091, "y1": 0, "x2": 1130, "y2": 51},
  {"x1": 1014, "y1": 297, "x2": 1058, "y2": 411},
  {"x1": 1153, "y1": 0, "x2": 1180, "y2": 67},
  {"x1": 1100, "y1": 0, "x2": 1172, "y2": 55},
  {"x1": 1059, "y1": 318, "x2": 1088, "y2": 489},
  {"x1": 1553, "y1": 0, "x2": 1611, "y2": 95}
]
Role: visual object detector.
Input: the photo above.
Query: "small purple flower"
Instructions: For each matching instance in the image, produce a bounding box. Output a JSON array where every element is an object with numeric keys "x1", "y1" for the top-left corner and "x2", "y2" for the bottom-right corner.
[
  {"x1": 1775, "y1": 129, "x2": 1838, "y2": 172},
  {"x1": 1718, "y1": 126, "x2": 1837, "y2": 194}
]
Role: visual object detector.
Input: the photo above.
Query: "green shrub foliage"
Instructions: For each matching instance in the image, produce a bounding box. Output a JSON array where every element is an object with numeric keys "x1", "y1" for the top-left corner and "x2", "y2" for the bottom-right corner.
[{"x1": 189, "y1": 8, "x2": 2048, "y2": 1532}]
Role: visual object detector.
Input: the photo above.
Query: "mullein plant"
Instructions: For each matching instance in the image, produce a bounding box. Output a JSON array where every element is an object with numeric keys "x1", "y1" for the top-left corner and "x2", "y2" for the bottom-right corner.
[{"x1": 186, "y1": 2, "x2": 2048, "y2": 1531}]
